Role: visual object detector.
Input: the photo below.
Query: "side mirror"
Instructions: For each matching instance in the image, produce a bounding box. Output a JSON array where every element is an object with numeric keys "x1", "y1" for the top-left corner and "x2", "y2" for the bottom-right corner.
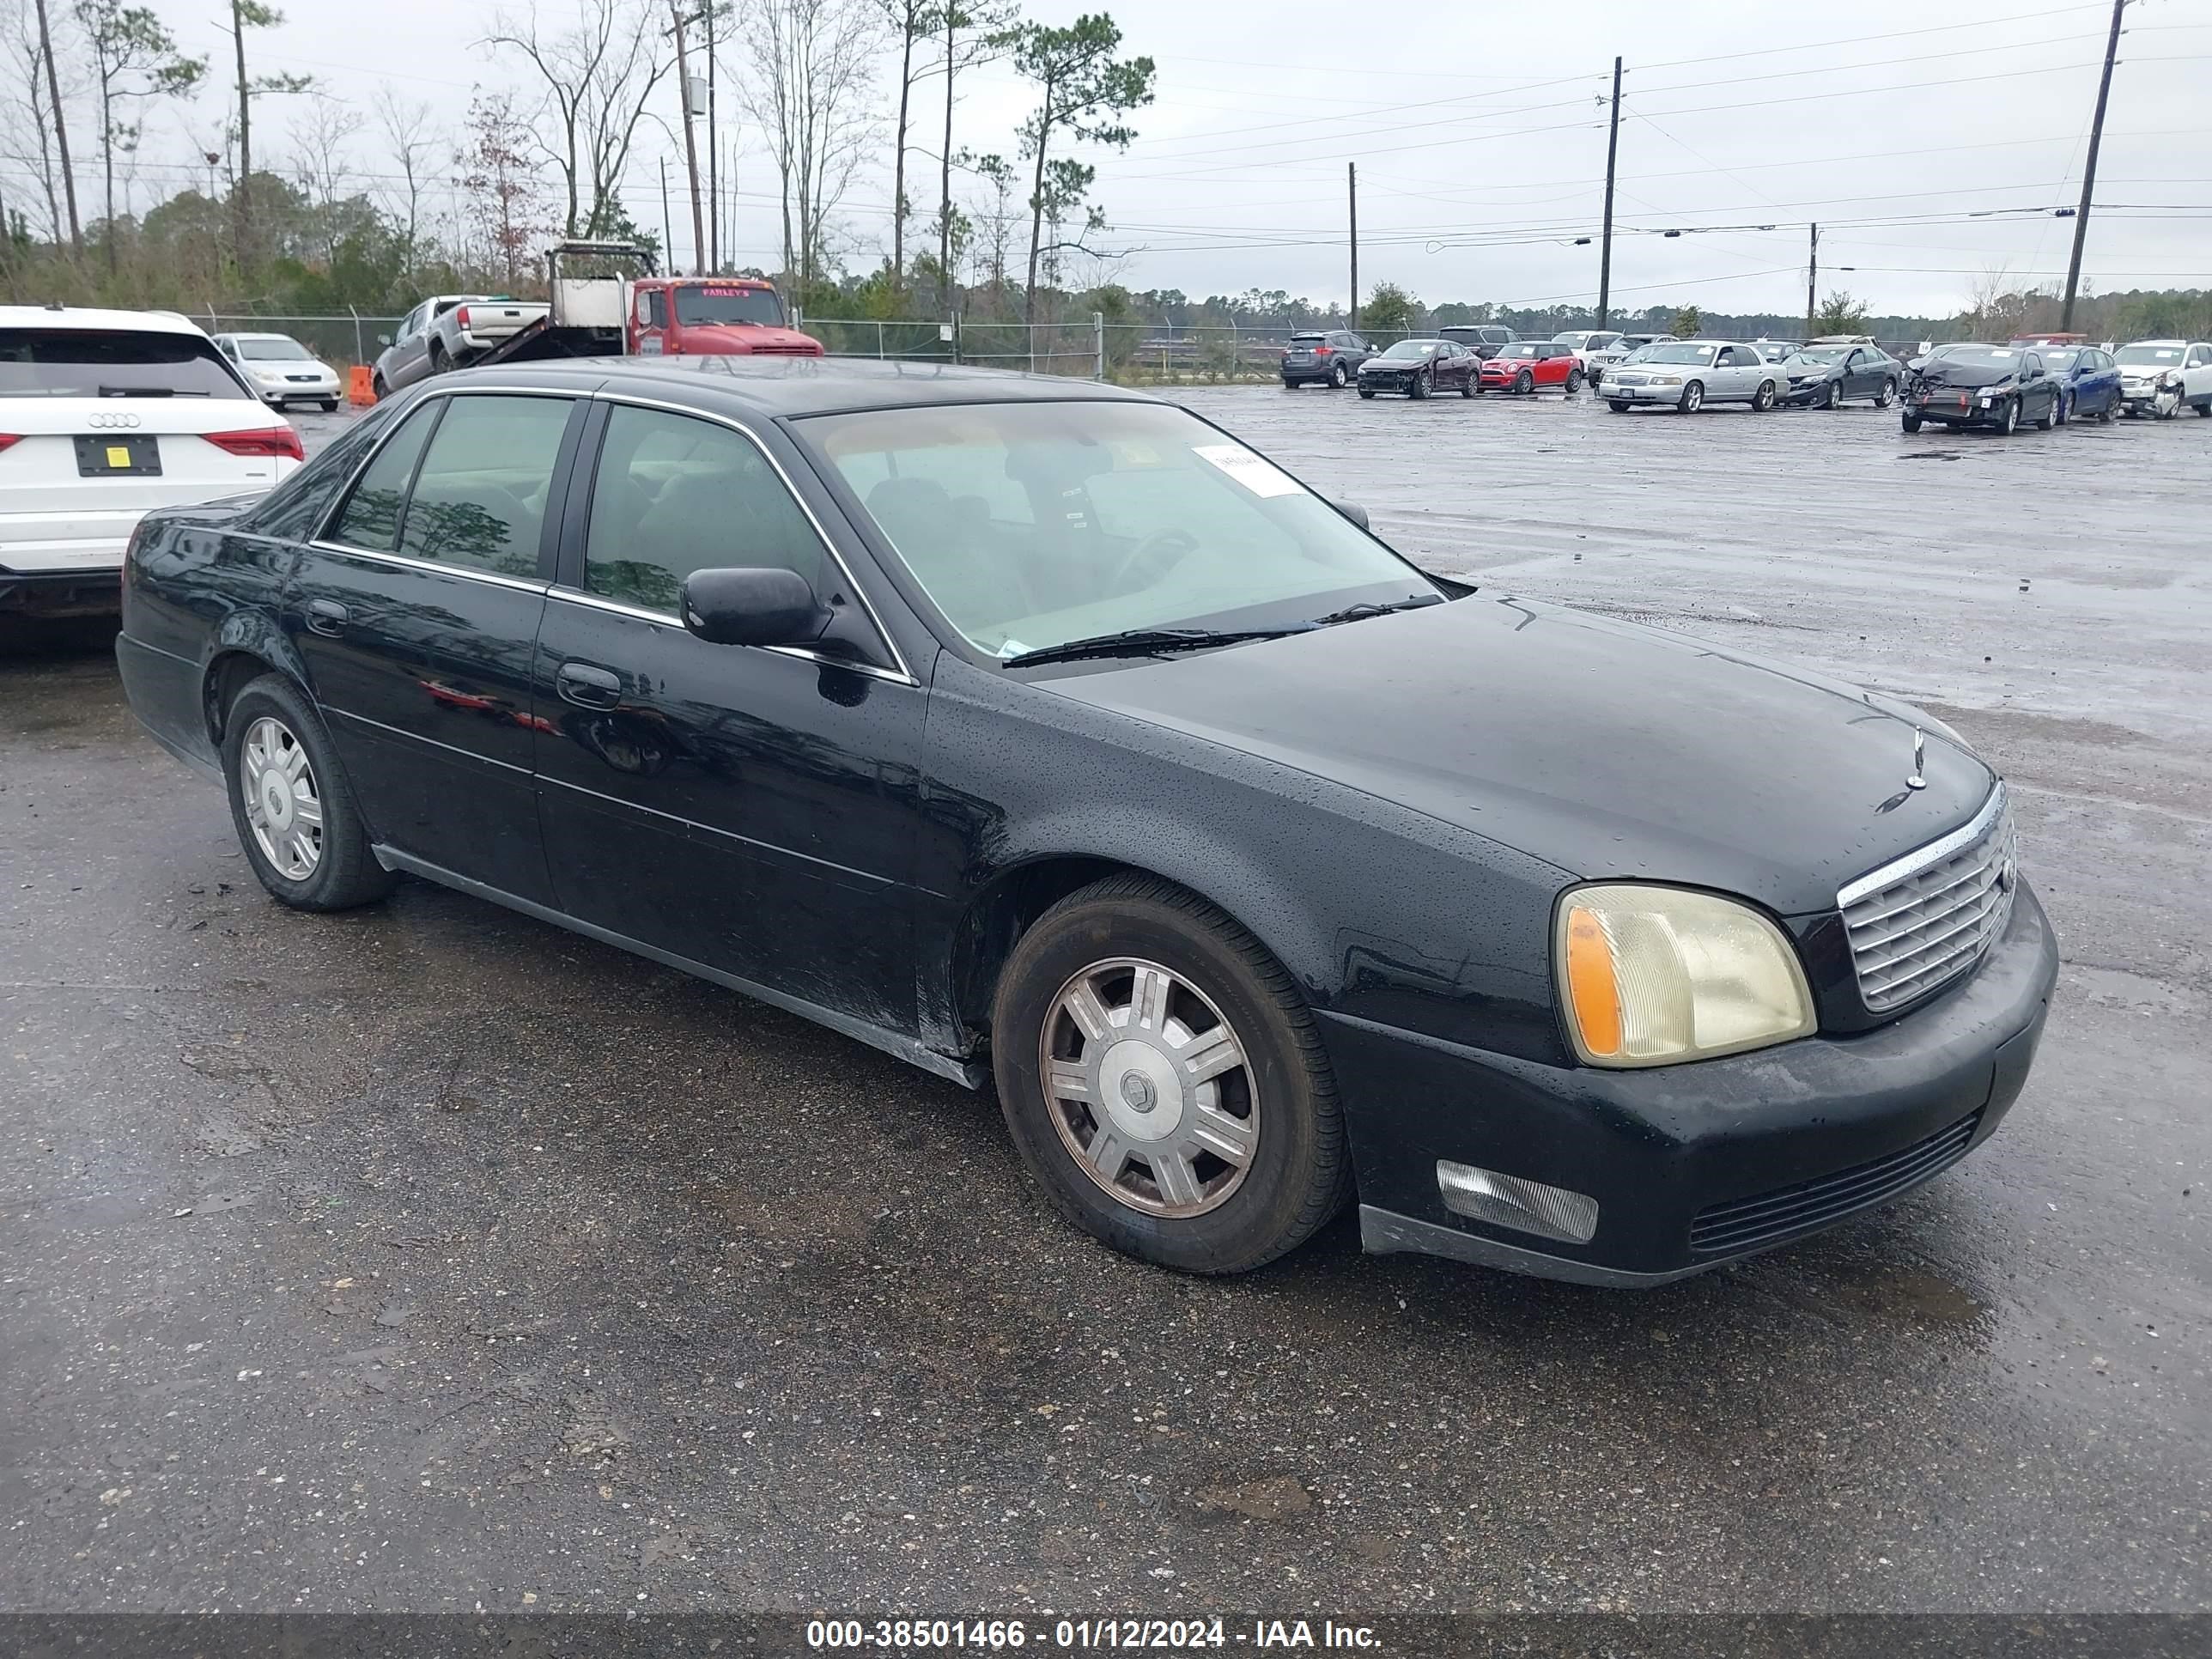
[
  {"x1": 375, "y1": 333, "x2": 392, "y2": 347},
  {"x1": 1332, "y1": 500, "x2": 1370, "y2": 531},
  {"x1": 681, "y1": 566, "x2": 831, "y2": 648}
]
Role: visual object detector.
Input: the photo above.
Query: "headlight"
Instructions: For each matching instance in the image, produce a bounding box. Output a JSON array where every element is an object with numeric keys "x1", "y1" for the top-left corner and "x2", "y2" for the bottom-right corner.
[
  {"x1": 1650, "y1": 374, "x2": 1682, "y2": 386},
  {"x1": 1557, "y1": 885, "x2": 1815, "y2": 1068}
]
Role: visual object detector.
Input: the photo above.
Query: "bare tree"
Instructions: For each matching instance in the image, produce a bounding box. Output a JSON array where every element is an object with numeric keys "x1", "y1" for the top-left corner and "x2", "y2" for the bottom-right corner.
[
  {"x1": 483, "y1": 0, "x2": 671, "y2": 240},
  {"x1": 286, "y1": 96, "x2": 362, "y2": 264},
  {"x1": 737, "y1": 0, "x2": 881, "y2": 292},
  {"x1": 3, "y1": 6, "x2": 70, "y2": 241},
  {"x1": 73, "y1": 0, "x2": 201, "y2": 269},
  {"x1": 372, "y1": 86, "x2": 436, "y2": 280},
  {"x1": 29, "y1": 0, "x2": 78, "y2": 250}
]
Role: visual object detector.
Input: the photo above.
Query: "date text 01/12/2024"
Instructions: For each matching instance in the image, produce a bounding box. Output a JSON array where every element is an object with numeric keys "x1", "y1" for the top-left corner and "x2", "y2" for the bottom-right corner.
[{"x1": 805, "y1": 1619, "x2": 1382, "y2": 1650}]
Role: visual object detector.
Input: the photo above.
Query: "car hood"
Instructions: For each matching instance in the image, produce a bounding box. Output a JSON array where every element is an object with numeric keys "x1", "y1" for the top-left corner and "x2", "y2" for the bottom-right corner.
[
  {"x1": 1913, "y1": 362, "x2": 2016, "y2": 388},
  {"x1": 1040, "y1": 596, "x2": 1994, "y2": 918},
  {"x1": 673, "y1": 323, "x2": 821, "y2": 354},
  {"x1": 1360, "y1": 356, "x2": 1428, "y2": 371}
]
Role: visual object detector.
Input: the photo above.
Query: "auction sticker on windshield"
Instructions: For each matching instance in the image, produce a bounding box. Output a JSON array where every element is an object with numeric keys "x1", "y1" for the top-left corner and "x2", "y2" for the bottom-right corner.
[{"x1": 1193, "y1": 442, "x2": 1301, "y2": 497}]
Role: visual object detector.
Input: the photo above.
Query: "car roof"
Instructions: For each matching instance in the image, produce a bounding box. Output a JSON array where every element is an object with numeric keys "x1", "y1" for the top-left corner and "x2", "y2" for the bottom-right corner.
[
  {"x1": 0, "y1": 304, "x2": 209, "y2": 337},
  {"x1": 443, "y1": 354, "x2": 1164, "y2": 418}
]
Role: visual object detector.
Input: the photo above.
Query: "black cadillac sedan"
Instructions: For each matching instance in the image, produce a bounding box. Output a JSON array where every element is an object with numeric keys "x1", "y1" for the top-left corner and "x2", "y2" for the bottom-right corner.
[{"x1": 115, "y1": 358, "x2": 2057, "y2": 1285}]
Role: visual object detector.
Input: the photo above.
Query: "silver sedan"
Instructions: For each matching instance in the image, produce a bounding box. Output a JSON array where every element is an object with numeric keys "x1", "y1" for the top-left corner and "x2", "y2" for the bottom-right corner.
[{"x1": 1601, "y1": 339, "x2": 1782, "y2": 414}]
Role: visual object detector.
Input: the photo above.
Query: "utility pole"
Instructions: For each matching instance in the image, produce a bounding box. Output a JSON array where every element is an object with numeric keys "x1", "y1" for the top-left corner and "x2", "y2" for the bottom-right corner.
[
  {"x1": 2063, "y1": 0, "x2": 2127, "y2": 330},
  {"x1": 1806, "y1": 222, "x2": 1819, "y2": 338},
  {"x1": 33, "y1": 0, "x2": 80, "y2": 255},
  {"x1": 939, "y1": 5, "x2": 957, "y2": 315},
  {"x1": 703, "y1": 0, "x2": 719, "y2": 270},
  {"x1": 672, "y1": 3, "x2": 707, "y2": 276},
  {"x1": 1347, "y1": 162, "x2": 1358, "y2": 331},
  {"x1": 1597, "y1": 56, "x2": 1621, "y2": 328},
  {"x1": 660, "y1": 156, "x2": 674, "y2": 276}
]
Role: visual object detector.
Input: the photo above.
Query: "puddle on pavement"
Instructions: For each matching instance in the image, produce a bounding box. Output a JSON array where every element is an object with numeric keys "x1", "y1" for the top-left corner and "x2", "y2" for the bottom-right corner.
[{"x1": 1828, "y1": 1261, "x2": 1985, "y2": 1325}]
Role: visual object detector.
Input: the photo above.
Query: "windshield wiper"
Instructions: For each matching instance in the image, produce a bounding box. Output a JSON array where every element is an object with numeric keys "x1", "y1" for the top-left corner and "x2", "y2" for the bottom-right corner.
[
  {"x1": 98, "y1": 385, "x2": 204, "y2": 398},
  {"x1": 1002, "y1": 625, "x2": 1310, "y2": 668},
  {"x1": 1309, "y1": 594, "x2": 1446, "y2": 628}
]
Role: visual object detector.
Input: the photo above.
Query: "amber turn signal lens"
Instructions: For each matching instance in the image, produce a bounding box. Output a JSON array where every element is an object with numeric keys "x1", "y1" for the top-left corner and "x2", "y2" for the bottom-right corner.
[{"x1": 1563, "y1": 906, "x2": 1622, "y2": 1059}]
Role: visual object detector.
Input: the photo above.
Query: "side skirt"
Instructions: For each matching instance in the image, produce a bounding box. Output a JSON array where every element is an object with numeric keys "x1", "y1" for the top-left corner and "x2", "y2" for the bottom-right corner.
[{"x1": 372, "y1": 843, "x2": 988, "y2": 1091}]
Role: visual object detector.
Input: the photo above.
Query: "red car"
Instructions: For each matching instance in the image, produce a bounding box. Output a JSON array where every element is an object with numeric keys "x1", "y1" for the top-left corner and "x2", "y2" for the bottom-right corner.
[{"x1": 1477, "y1": 341, "x2": 1584, "y2": 395}]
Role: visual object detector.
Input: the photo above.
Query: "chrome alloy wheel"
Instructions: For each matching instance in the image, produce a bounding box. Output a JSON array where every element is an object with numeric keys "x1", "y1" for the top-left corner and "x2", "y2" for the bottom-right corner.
[
  {"x1": 1039, "y1": 957, "x2": 1258, "y2": 1218},
  {"x1": 239, "y1": 715, "x2": 324, "y2": 879}
]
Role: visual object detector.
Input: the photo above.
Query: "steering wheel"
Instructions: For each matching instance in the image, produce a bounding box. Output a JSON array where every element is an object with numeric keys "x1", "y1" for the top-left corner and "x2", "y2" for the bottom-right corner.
[{"x1": 1105, "y1": 527, "x2": 1200, "y2": 594}]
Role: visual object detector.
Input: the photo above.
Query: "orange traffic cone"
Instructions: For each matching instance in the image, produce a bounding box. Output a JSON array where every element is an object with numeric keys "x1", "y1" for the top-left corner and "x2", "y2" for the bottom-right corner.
[{"x1": 348, "y1": 365, "x2": 377, "y2": 405}]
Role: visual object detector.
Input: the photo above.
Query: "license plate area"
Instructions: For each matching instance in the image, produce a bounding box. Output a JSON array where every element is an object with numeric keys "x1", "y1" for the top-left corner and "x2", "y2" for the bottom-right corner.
[{"x1": 74, "y1": 434, "x2": 162, "y2": 477}]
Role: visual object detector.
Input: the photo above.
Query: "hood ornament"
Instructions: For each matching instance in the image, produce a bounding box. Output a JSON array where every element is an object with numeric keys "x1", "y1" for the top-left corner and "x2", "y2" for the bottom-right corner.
[{"x1": 1906, "y1": 726, "x2": 1927, "y2": 791}]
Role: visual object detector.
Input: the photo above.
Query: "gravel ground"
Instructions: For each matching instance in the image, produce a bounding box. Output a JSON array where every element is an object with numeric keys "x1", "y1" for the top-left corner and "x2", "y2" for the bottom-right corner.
[{"x1": 1, "y1": 384, "x2": 2207, "y2": 1615}]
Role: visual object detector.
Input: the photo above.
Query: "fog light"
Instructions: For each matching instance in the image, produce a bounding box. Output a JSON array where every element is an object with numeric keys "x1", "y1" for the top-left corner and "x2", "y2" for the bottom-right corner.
[{"x1": 1437, "y1": 1161, "x2": 1599, "y2": 1244}]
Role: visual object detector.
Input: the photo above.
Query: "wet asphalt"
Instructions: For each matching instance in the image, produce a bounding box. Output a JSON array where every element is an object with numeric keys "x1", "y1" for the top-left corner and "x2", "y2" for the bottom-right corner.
[{"x1": 1, "y1": 387, "x2": 2207, "y2": 1615}]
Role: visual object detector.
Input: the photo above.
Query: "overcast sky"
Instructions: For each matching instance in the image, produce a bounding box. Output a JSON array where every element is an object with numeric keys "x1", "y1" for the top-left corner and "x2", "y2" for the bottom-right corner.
[{"x1": 128, "y1": 0, "x2": 2212, "y2": 316}]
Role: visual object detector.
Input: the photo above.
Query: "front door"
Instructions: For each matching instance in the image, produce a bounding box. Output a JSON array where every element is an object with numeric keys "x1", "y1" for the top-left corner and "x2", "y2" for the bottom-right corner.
[
  {"x1": 532, "y1": 398, "x2": 929, "y2": 1028},
  {"x1": 288, "y1": 389, "x2": 583, "y2": 903}
]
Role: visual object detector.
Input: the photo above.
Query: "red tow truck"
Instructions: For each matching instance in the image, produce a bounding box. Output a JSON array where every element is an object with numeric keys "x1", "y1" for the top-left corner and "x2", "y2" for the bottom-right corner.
[{"x1": 473, "y1": 241, "x2": 822, "y2": 369}]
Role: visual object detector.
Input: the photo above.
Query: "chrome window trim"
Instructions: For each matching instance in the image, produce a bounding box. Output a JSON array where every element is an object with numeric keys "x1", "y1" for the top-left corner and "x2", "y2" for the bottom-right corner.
[
  {"x1": 582, "y1": 387, "x2": 915, "y2": 684},
  {"x1": 304, "y1": 540, "x2": 550, "y2": 595},
  {"x1": 542, "y1": 585, "x2": 915, "y2": 685},
  {"x1": 1836, "y1": 781, "x2": 2008, "y2": 910}
]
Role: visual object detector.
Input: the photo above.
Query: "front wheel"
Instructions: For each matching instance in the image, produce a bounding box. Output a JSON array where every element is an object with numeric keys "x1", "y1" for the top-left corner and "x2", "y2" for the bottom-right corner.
[
  {"x1": 1608, "y1": 399, "x2": 1631, "y2": 414},
  {"x1": 1514, "y1": 370, "x2": 1534, "y2": 396},
  {"x1": 1329, "y1": 362, "x2": 1347, "y2": 388},
  {"x1": 222, "y1": 675, "x2": 396, "y2": 912},
  {"x1": 1876, "y1": 378, "x2": 1898, "y2": 408},
  {"x1": 1358, "y1": 386, "x2": 1376, "y2": 400},
  {"x1": 1824, "y1": 380, "x2": 1843, "y2": 410},
  {"x1": 319, "y1": 399, "x2": 339, "y2": 413},
  {"x1": 991, "y1": 875, "x2": 1349, "y2": 1274},
  {"x1": 2156, "y1": 387, "x2": 2182, "y2": 420},
  {"x1": 1997, "y1": 398, "x2": 2020, "y2": 436},
  {"x1": 1679, "y1": 380, "x2": 1705, "y2": 413},
  {"x1": 1902, "y1": 412, "x2": 1923, "y2": 434},
  {"x1": 1409, "y1": 373, "x2": 1431, "y2": 400}
]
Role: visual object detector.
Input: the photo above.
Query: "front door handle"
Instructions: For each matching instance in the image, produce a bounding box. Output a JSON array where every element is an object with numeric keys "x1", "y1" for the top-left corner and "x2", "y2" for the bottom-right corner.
[
  {"x1": 556, "y1": 660, "x2": 623, "y2": 709},
  {"x1": 306, "y1": 599, "x2": 348, "y2": 636}
]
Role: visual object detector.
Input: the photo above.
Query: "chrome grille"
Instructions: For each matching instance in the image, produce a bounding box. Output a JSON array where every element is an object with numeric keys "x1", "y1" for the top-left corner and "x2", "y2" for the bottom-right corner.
[{"x1": 1838, "y1": 784, "x2": 2016, "y2": 1013}]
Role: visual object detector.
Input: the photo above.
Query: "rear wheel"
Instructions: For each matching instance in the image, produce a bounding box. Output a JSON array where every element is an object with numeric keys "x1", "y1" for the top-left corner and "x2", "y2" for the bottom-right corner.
[
  {"x1": 427, "y1": 342, "x2": 450, "y2": 377},
  {"x1": 992, "y1": 876, "x2": 1348, "y2": 1274},
  {"x1": 1680, "y1": 380, "x2": 1705, "y2": 413},
  {"x1": 1876, "y1": 378, "x2": 1898, "y2": 408},
  {"x1": 1565, "y1": 367, "x2": 1584, "y2": 392},
  {"x1": 1281, "y1": 378, "x2": 1298, "y2": 391},
  {"x1": 1753, "y1": 380, "x2": 1778, "y2": 412},
  {"x1": 1460, "y1": 374, "x2": 1475, "y2": 398},
  {"x1": 369, "y1": 371, "x2": 388, "y2": 400},
  {"x1": 222, "y1": 675, "x2": 395, "y2": 913}
]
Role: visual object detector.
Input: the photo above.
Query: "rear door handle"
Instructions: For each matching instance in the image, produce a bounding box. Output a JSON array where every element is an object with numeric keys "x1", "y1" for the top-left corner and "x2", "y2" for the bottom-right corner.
[
  {"x1": 556, "y1": 661, "x2": 623, "y2": 709},
  {"x1": 306, "y1": 599, "x2": 348, "y2": 636}
]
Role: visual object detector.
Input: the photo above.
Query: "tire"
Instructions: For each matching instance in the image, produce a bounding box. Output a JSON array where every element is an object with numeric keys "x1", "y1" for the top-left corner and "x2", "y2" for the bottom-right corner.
[
  {"x1": 2097, "y1": 403, "x2": 2115, "y2": 422},
  {"x1": 2054, "y1": 392, "x2": 2069, "y2": 426},
  {"x1": 1281, "y1": 379, "x2": 1298, "y2": 391},
  {"x1": 2196, "y1": 400, "x2": 2212, "y2": 416},
  {"x1": 1902, "y1": 412, "x2": 1922, "y2": 433},
  {"x1": 428, "y1": 343, "x2": 450, "y2": 378},
  {"x1": 1608, "y1": 399, "x2": 1631, "y2": 413},
  {"x1": 1460, "y1": 374, "x2": 1475, "y2": 398},
  {"x1": 1876, "y1": 378, "x2": 1897, "y2": 408},
  {"x1": 370, "y1": 371, "x2": 388, "y2": 400},
  {"x1": 1753, "y1": 380, "x2": 1778, "y2": 412},
  {"x1": 1824, "y1": 380, "x2": 1842, "y2": 410},
  {"x1": 1330, "y1": 362, "x2": 1347, "y2": 388},
  {"x1": 1680, "y1": 380, "x2": 1705, "y2": 413},
  {"x1": 1565, "y1": 367, "x2": 1584, "y2": 392},
  {"x1": 221, "y1": 674, "x2": 396, "y2": 913},
  {"x1": 1358, "y1": 386, "x2": 1376, "y2": 399},
  {"x1": 1514, "y1": 370, "x2": 1534, "y2": 396},
  {"x1": 1409, "y1": 372, "x2": 1430, "y2": 400},
  {"x1": 990, "y1": 874, "x2": 1349, "y2": 1275},
  {"x1": 2157, "y1": 389, "x2": 2182, "y2": 420},
  {"x1": 319, "y1": 399, "x2": 339, "y2": 413},
  {"x1": 1997, "y1": 398, "x2": 2020, "y2": 436}
]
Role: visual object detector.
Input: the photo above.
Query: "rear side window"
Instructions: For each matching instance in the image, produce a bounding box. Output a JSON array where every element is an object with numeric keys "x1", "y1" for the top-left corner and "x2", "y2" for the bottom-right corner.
[
  {"x1": 583, "y1": 404, "x2": 825, "y2": 614},
  {"x1": 398, "y1": 394, "x2": 572, "y2": 579},
  {"x1": 249, "y1": 401, "x2": 406, "y2": 542},
  {"x1": 329, "y1": 401, "x2": 441, "y2": 552},
  {"x1": 0, "y1": 327, "x2": 252, "y2": 398}
]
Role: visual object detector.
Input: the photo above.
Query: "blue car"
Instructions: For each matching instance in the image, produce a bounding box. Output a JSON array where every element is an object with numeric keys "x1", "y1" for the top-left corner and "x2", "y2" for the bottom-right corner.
[{"x1": 2039, "y1": 344, "x2": 2124, "y2": 423}]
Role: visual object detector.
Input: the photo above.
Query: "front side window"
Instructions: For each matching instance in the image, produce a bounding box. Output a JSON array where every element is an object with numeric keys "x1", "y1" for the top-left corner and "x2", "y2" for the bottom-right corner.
[
  {"x1": 804, "y1": 399, "x2": 1437, "y2": 661},
  {"x1": 583, "y1": 404, "x2": 825, "y2": 615},
  {"x1": 397, "y1": 394, "x2": 573, "y2": 578}
]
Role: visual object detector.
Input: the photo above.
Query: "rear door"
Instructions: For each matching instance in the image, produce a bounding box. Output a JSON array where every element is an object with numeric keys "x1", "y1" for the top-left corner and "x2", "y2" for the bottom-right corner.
[
  {"x1": 289, "y1": 389, "x2": 584, "y2": 902},
  {"x1": 532, "y1": 396, "x2": 928, "y2": 1026},
  {"x1": 0, "y1": 322, "x2": 298, "y2": 576}
]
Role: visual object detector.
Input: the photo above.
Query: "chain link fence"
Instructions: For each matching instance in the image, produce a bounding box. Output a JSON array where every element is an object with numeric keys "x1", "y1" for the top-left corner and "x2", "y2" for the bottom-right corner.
[{"x1": 199, "y1": 314, "x2": 404, "y2": 367}]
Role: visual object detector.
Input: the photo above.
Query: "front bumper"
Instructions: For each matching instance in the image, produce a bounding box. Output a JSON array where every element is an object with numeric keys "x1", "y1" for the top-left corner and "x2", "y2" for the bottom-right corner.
[
  {"x1": 1333, "y1": 882, "x2": 2058, "y2": 1285},
  {"x1": 1781, "y1": 379, "x2": 1838, "y2": 406},
  {"x1": 1907, "y1": 391, "x2": 2012, "y2": 426},
  {"x1": 1606, "y1": 381, "x2": 1686, "y2": 403}
]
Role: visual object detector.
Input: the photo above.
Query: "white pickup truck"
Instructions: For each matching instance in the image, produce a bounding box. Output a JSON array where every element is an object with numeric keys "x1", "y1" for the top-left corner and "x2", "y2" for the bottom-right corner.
[{"x1": 370, "y1": 295, "x2": 550, "y2": 395}]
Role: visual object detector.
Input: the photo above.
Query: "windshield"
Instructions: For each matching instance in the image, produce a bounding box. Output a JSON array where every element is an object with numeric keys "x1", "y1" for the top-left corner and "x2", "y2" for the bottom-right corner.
[
  {"x1": 1931, "y1": 346, "x2": 2021, "y2": 369},
  {"x1": 672, "y1": 284, "x2": 786, "y2": 326},
  {"x1": 0, "y1": 328, "x2": 251, "y2": 398},
  {"x1": 2114, "y1": 343, "x2": 2181, "y2": 365},
  {"x1": 805, "y1": 400, "x2": 1437, "y2": 661},
  {"x1": 2042, "y1": 349, "x2": 2081, "y2": 370},
  {"x1": 1790, "y1": 348, "x2": 1847, "y2": 364},
  {"x1": 236, "y1": 337, "x2": 313, "y2": 362},
  {"x1": 1498, "y1": 343, "x2": 1540, "y2": 360},
  {"x1": 1638, "y1": 343, "x2": 1719, "y2": 365},
  {"x1": 1379, "y1": 341, "x2": 1438, "y2": 359},
  {"x1": 1552, "y1": 332, "x2": 1593, "y2": 348}
]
